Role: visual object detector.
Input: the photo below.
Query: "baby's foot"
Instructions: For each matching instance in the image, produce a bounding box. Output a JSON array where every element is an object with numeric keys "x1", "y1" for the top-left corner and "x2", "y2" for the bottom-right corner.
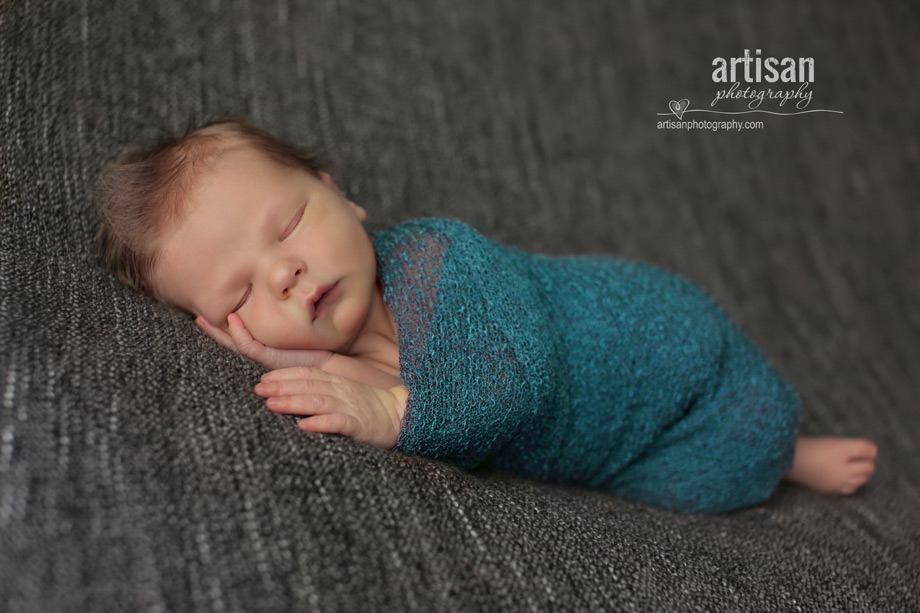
[{"x1": 784, "y1": 436, "x2": 878, "y2": 496}]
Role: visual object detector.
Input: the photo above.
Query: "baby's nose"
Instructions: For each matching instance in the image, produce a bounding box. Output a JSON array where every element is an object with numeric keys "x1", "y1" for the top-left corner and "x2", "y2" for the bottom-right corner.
[
  {"x1": 271, "y1": 262, "x2": 303, "y2": 297},
  {"x1": 283, "y1": 268, "x2": 302, "y2": 294}
]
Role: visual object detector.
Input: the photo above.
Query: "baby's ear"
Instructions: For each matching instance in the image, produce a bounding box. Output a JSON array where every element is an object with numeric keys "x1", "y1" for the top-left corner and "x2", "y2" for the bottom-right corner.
[
  {"x1": 351, "y1": 202, "x2": 368, "y2": 222},
  {"x1": 320, "y1": 171, "x2": 366, "y2": 220},
  {"x1": 318, "y1": 170, "x2": 338, "y2": 190}
]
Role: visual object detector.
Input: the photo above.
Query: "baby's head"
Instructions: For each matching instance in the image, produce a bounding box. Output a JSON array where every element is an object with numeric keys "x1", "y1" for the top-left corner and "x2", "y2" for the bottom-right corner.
[{"x1": 96, "y1": 117, "x2": 379, "y2": 352}]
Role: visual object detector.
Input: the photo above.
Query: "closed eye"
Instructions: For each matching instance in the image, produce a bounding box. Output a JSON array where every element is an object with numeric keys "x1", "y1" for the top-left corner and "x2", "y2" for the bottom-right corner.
[
  {"x1": 280, "y1": 204, "x2": 305, "y2": 240},
  {"x1": 231, "y1": 284, "x2": 252, "y2": 314}
]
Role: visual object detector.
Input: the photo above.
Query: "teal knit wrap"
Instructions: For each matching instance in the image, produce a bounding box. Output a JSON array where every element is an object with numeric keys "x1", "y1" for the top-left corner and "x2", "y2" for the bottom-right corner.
[{"x1": 371, "y1": 217, "x2": 800, "y2": 514}]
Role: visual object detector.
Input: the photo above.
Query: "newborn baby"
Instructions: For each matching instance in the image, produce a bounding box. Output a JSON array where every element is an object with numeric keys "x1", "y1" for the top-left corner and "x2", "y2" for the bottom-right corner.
[{"x1": 95, "y1": 116, "x2": 877, "y2": 514}]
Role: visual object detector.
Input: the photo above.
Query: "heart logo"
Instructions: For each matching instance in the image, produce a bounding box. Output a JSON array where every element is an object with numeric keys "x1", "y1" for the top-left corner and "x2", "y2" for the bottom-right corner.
[{"x1": 668, "y1": 99, "x2": 690, "y2": 120}]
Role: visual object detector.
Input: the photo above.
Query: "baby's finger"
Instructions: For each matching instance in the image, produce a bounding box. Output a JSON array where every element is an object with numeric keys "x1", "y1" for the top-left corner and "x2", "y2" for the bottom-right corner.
[
  {"x1": 265, "y1": 393, "x2": 335, "y2": 415},
  {"x1": 195, "y1": 317, "x2": 238, "y2": 351},
  {"x1": 226, "y1": 313, "x2": 255, "y2": 343},
  {"x1": 297, "y1": 413, "x2": 352, "y2": 436},
  {"x1": 260, "y1": 366, "x2": 339, "y2": 384},
  {"x1": 227, "y1": 314, "x2": 267, "y2": 357},
  {"x1": 255, "y1": 375, "x2": 337, "y2": 398}
]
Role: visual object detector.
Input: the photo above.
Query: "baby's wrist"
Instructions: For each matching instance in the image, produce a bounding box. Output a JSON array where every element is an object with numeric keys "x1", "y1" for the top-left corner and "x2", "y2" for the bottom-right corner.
[{"x1": 388, "y1": 384, "x2": 408, "y2": 420}]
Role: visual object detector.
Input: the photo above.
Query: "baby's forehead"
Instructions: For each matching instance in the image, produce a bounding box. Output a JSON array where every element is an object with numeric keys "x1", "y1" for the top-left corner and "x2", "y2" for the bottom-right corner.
[
  {"x1": 167, "y1": 142, "x2": 298, "y2": 226},
  {"x1": 171, "y1": 140, "x2": 277, "y2": 212},
  {"x1": 200, "y1": 140, "x2": 303, "y2": 188},
  {"x1": 156, "y1": 135, "x2": 247, "y2": 218}
]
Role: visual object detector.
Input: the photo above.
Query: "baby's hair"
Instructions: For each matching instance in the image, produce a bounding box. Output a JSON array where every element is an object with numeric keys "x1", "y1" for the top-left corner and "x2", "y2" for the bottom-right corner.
[{"x1": 94, "y1": 116, "x2": 331, "y2": 302}]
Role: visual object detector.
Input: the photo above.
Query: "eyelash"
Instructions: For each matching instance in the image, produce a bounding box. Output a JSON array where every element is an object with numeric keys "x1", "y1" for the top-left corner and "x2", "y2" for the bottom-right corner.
[
  {"x1": 281, "y1": 205, "x2": 305, "y2": 240},
  {"x1": 231, "y1": 285, "x2": 251, "y2": 314},
  {"x1": 231, "y1": 204, "x2": 305, "y2": 314}
]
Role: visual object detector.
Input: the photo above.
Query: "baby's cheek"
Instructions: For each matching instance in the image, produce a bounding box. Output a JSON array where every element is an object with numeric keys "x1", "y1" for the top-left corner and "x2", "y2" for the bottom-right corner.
[
  {"x1": 334, "y1": 296, "x2": 373, "y2": 340},
  {"x1": 247, "y1": 318, "x2": 285, "y2": 348},
  {"x1": 253, "y1": 315, "x2": 311, "y2": 350}
]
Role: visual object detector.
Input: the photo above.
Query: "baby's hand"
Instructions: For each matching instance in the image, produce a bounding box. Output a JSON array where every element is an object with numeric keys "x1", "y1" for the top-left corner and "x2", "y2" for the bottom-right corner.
[
  {"x1": 196, "y1": 313, "x2": 401, "y2": 390},
  {"x1": 196, "y1": 313, "x2": 330, "y2": 371},
  {"x1": 254, "y1": 367, "x2": 409, "y2": 449}
]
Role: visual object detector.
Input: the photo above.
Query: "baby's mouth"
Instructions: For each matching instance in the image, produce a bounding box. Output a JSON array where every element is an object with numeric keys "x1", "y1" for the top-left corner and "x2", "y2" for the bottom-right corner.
[
  {"x1": 311, "y1": 282, "x2": 338, "y2": 321},
  {"x1": 312, "y1": 293, "x2": 327, "y2": 321}
]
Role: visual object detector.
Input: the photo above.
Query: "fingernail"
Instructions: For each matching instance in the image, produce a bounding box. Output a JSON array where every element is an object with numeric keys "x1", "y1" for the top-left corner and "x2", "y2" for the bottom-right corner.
[{"x1": 254, "y1": 383, "x2": 268, "y2": 394}]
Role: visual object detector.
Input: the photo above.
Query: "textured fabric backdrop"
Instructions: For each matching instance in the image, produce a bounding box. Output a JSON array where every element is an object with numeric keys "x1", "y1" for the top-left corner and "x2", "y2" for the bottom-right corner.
[{"x1": 2, "y1": 0, "x2": 918, "y2": 611}]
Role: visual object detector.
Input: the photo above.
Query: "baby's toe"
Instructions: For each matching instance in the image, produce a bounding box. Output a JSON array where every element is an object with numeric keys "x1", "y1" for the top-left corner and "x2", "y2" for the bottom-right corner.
[
  {"x1": 849, "y1": 439, "x2": 878, "y2": 460},
  {"x1": 841, "y1": 460, "x2": 875, "y2": 494},
  {"x1": 851, "y1": 460, "x2": 876, "y2": 478},
  {"x1": 839, "y1": 483, "x2": 856, "y2": 496}
]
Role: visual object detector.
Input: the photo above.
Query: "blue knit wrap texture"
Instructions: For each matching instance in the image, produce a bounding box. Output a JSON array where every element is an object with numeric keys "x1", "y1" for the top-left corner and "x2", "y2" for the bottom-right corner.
[{"x1": 371, "y1": 217, "x2": 800, "y2": 514}]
